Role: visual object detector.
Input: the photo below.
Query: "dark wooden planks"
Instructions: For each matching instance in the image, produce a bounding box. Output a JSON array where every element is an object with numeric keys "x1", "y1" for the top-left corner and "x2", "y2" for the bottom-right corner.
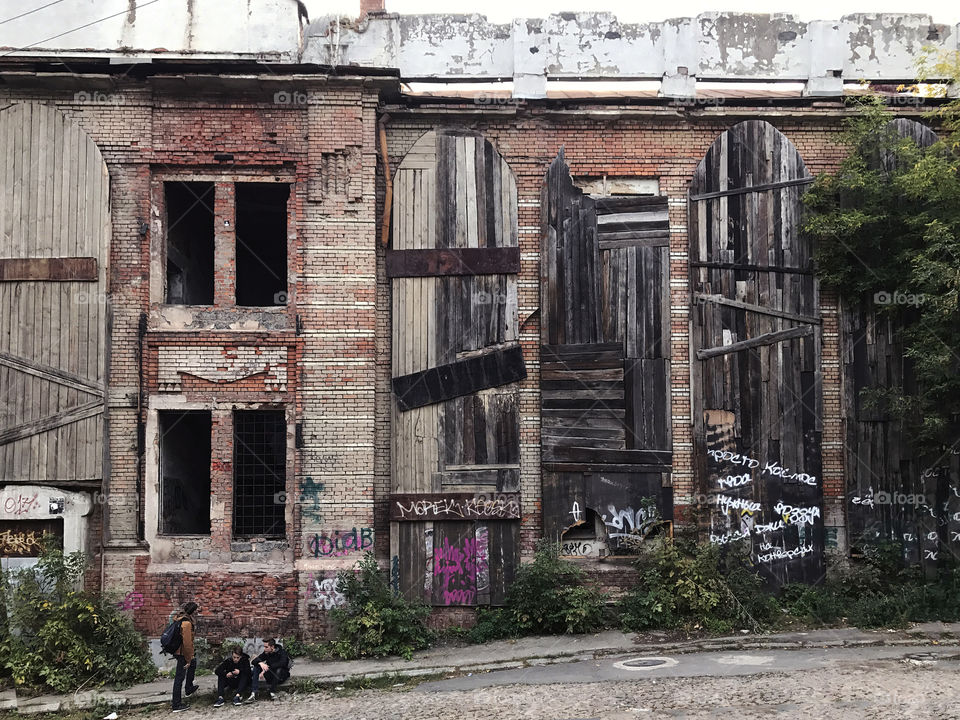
[
  {"x1": 392, "y1": 344, "x2": 525, "y2": 411},
  {"x1": 386, "y1": 247, "x2": 520, "y2": 277},
  {"x1": 696, "y1": 325, "x2": 814, "y2": 360},
  {"x1": 0, "y1": 257, "x2": 98, "y2": 281}
]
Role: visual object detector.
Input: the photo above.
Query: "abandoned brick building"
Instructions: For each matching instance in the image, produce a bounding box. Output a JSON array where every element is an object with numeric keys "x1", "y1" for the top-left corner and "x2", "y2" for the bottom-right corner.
[{"x1": 1, "y1": 1, "x2": 958, "y2": 640}]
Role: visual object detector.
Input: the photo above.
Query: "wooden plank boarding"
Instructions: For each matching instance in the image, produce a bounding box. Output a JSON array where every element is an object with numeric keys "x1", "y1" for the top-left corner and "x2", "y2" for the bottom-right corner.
[
  {"x1": 392, "y1": 344, "x2": 526, "y2": 411},
  {"x1": 0, "y1": 257, "x2": 98, "y2": 281}
]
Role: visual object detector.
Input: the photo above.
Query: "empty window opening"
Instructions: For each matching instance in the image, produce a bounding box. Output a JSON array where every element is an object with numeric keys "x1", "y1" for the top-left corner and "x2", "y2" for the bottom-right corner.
[
  {"x1": 159, "y1": 410, "x2": 212, "y2": 535},
  {"x1": 560, "y1": 509, "x2": 606, "y2": 557},
  {"x1": 235, "y1": 183, "x2": 289, "y2": 307},
  {"x1": 575, "y1": 176, "x2": 660, "y2": 197},
  {"x1": 165, "y1": 182, "x2": 215, "y2": 304},
  {"x1": 233, "y1": 409, "x2": 286, "y2": 539}
]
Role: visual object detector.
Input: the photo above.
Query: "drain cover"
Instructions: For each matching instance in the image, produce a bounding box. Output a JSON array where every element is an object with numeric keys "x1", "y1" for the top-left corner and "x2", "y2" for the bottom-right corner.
[{"x1": 613, "y1": 656, "x2": 679, "y2": 671}]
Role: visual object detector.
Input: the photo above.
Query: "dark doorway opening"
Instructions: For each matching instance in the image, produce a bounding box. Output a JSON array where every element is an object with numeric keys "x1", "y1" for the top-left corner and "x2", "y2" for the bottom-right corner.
[{"x1": 159, "y1": 410, "x2": 212, "y2": 534}]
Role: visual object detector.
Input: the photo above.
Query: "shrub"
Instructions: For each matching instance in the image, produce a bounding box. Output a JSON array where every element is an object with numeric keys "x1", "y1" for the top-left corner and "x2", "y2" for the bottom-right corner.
[
  {"x1": 327, "y1": 553, "x2": 432, "y2": 660},
  {"x1": 502, "y1": 541, "x2": 606, "y2": 636},
  {"x1": 0, "y1": 545, "x2": 155, "y2": 693}
]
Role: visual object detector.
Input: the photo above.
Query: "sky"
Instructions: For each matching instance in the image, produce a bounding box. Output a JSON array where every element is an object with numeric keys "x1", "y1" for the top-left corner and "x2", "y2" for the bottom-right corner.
[{"x1": 306, "y1": 0, "x2": 960, "y2": 24}]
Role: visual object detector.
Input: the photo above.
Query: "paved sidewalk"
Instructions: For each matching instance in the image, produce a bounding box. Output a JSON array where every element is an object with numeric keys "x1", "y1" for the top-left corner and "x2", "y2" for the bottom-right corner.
[{"x1": 4, "y1": 622, "x2": 959, "y2": 715}]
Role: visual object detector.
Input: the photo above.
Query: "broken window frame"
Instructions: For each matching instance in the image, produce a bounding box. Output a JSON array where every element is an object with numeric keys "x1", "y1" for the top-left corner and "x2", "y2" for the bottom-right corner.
[{"x1": 154, "y1": 173, "x2": 293, "y2": 309}]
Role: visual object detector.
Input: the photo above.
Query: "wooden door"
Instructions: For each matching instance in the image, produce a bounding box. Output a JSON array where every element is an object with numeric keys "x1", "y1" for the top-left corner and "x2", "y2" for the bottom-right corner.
[
  {"x1": 690, "y1": 120, "x2": 822, "y2": 584},
  {"x1": 388, "y1": 130, "x2": 523, "y2": 606},
  {"x1": 540, "y1": 150, "x2": 673, "y2": 554},
  {"x1": 0, "y1": 103, "x2": 109, "y2": 484},
  {"x1": 842, "y1": 119, "x2": 958, "y2": 570}
]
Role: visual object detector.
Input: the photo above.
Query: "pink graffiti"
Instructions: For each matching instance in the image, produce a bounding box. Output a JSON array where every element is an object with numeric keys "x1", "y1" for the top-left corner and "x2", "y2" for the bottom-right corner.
[
  {"x1": 117, "y1": 592, "x2": 144, "y2": 611},
  {"x1": 3, "y1": 493, "x2": 40, "y2": 516},
  {"x1": 433, "y1": 537, "x2": 487, "y2": 606}
]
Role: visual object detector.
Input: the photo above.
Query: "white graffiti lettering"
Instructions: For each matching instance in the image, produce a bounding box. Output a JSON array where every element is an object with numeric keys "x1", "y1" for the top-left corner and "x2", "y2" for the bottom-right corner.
[
  {"x1": 927, "y1": 531, "x2": 939, "y2": 542},
  {"x1": 774, "y1": 501, "x2": 821, "y2": 526},
  {"x1": 851, "y1": 487, "x2": 875, "y2": 508},
  {"x1": 709, "y1": 529, "x2": 751, "y2": 545},
  {"x1": 569, "y1": 501, "x2": 583, "y2": 524},
  {"x1": 924, "y1": 550, "x2": 939, "y2": 561},
  {"x1": 717, "y1": 473, "x2": 752, "y2": 489},
  {"x1": 707, "y1": 449, "x2": 760, "y2": 468},
  {"x1": 756, "y1": 543, "x2": 816, "y2": 563},
  {"x1": 763, "y1": 461, "x2": 817, "y2": 486},
  {"x1": 394, "y1": 496, "x2": 520, "y2": 520},
  {"x1": 310, "y1": 577, "x2": 345, "y2": 610},
  {"x1": 716, "y1": 495, "x2": 761, "y2": 514},
  {"x1": 754, "y1": 519, "x2": 787, "y2": 534},
  {"x1": 601, "y1": 503, "x2": 661, "y2": 539},
  {"x1": 903, "y1": 533, "x2": 916, "y2": 542}
]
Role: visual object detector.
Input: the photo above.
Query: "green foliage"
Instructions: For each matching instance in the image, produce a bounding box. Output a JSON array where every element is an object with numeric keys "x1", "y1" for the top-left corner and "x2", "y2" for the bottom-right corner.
[
  {"x1": 326, "y1": 553, "x2": 432, "y2": 660},
  {"x1": 618, "y1": 537, "x2": 766, "y2": 633},
  {"x1": 0, "y1": 545, "x2": 155, "y2": 693},
  {"x1": 803, "y1": 91, "x2": 960, "y2": 450}
]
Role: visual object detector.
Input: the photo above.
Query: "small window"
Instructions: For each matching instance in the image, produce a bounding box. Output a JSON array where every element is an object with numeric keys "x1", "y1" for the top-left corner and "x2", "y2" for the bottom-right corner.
[
  {"x1": 235, "y1": 183, "x2": 289, "y2": 307},
  {"x1": 233, "y1": 410, "x2": 286, "y2": 539},
  {"x1": 159, "y1": 411, "x2": 212, "y2": 535},
  {"x1": 165, "y1": 182, "x2": 215, "y2": 304}
]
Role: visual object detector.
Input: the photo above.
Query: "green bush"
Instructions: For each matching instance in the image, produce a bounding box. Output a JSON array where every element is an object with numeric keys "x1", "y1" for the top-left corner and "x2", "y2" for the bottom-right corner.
[
  {"x1": 327, "y1": 553, "x2": 432, "y2": 660},
  {"x1": 0, "y1": 546, "x2": 155, "y2": 693}
]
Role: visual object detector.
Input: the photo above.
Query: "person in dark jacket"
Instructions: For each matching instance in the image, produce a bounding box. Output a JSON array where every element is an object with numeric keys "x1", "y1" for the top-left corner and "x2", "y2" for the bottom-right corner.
[
  {"x1": 247, "y1": 638, "x2": 291, "y2": 701},
  {"x1": 171, "y1": 602, "x2": 200, "y2": 712},
  {"x1": 213, "y1": 645, "x2": 251, "y2": 707}
]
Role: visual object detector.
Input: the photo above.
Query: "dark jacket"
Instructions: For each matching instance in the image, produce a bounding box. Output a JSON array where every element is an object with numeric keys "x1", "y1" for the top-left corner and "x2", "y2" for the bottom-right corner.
[
  {"x1": 252, "y1": 645, "x2": 290, "y2": 676},
  {"x1": 215, "y1": 653, "x2": 251, "y2": 680}
]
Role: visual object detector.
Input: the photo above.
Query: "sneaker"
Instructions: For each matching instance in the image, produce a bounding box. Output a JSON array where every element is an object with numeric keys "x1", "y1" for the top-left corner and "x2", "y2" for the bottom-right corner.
[
  {"x1": 186, "y1": 685, "x2": 200, "y2": 697},
  {"x1": 213, "y1": 696, "x2": 224, "y2": 708},
  {"x1": 269, "y1": 692, "x2": 277, "y2": 701},
  {"x1": 172, "y1": 705, "x2": 187, "y2": 713},
  {"x1": 246, "y1": 692, "x2": 256, "y2": 702},
  {"x1": 233, "y1": 695, "x2": 243, "y2": 706}
]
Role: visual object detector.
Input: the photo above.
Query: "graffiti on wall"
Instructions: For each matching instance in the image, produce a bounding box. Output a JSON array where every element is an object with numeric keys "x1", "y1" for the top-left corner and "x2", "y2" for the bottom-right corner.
[
  {"x1": 3, "y1": 492, "x2": 41, "y2": 516},
  {"x1": 306, "y1": 528, "x2": 374, "y2": 558},
  {"x1": 0, "y1": 528, "x2": 44, "y2": 556},
  {"x1": 299, "y1": 476, "x2": 325, "y2": 523},
  {"x1": 304, "y1": 573, "x2": 346, "y2": 610},
  {"x1": 117, "y1": 591, "x2": 144, "y2": 611},
  {"x1": 433, "y1": 536, "x2": 486, "y2": 606},
  {"x1": 391, "y1": 493, "x2": 521, "y2": 521}
]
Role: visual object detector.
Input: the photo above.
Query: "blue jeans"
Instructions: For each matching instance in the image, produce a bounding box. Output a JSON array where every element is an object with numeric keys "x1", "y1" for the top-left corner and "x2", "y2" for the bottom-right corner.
[{"x1": 172, "y1": 656, "x2": 196, "y2": 708}]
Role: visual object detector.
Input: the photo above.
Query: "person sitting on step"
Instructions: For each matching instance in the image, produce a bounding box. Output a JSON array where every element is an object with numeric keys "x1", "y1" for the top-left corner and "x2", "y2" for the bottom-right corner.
[
  {"x1": 247, "y1": 638, "x2": 291, "y2": 701},
  {"x1": 213, "y1": 645, "x2": 252, "y2": 707}
]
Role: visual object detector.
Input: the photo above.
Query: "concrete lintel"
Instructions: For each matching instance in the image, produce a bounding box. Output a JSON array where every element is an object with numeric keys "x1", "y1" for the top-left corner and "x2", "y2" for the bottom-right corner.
[
  {"x1": 804, "y1": 77, "x2": 845, "y2": 97},
  {"x1": 660, "y1": 74, "x2": 697, "y2": 99}
]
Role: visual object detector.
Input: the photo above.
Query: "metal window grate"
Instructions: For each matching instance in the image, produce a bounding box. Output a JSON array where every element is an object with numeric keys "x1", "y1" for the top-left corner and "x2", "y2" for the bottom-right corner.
[{"x1": 233, "y1": 410, "x2": 286, "y2": 539}]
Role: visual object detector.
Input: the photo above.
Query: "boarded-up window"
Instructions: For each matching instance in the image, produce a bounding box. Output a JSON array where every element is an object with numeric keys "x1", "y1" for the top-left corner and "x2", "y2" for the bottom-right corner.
[
  {"x1": 159, "y1": 410, "x2": 212, "y2": 535},
  {"x1": 233, "y1": 410, "x2": 286, "y2": 539},
  {"x1": 165, "y1": 182, "x2": 215, "y2": 305},
  {"x1": 235, "y1": 183, "x2": 289, "y2": 307}
]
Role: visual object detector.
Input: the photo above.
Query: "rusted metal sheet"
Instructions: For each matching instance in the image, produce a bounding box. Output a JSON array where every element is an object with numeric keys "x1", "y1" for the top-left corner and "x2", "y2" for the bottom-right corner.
[
  {"x1": 689, "y1": 119, "x2": 823, "y2": 586},
  {"x1": 385, "y1": 247, "x2": 520, "y2": 277}
]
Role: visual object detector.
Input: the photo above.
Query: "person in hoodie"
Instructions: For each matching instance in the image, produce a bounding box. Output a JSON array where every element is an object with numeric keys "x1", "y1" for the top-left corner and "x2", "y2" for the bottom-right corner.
[
  {"x1": 213, "y1": 645, "x2": 251, "y2": 707},
  {"x1": 171, "y1": 601, "x2": 200, "y2": 713},
  {"x1": 247, "y1": 638, "x2": 291, "y2": 701}
]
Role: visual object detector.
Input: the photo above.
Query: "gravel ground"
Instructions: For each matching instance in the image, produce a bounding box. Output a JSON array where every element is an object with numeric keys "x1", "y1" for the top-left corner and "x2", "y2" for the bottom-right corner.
[{"x1": 126, "y1": 656, "x2": 960, "y2": 720}]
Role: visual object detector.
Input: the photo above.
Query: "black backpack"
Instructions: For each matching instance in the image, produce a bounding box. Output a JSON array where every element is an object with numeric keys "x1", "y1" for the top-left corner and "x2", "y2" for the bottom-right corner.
[{"x1": 160, "y1": 618, "x2": 184, "y2": 655}]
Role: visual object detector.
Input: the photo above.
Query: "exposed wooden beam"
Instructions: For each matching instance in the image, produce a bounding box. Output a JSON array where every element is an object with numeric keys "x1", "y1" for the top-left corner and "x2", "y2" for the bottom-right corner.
[
  {"x1": 693, "y1": 293, "x2": 821, "y2": 325},
  {"x1": 0, "y1": 400, "x2": 103, "y2": 446},
  {"x1": 0, "y1": 351, "x2": 104, "y2": 396},
  {"x1": 690, "y1": 260, "x2": 814, "y2": 275},
  {"x1": 697, "y1": 325, "x2": 814, "y2": 360},
  {"x1": 386, "y1": 247, "x2": 520, "y2": 277},
  {"x1": 688, "y1": 176, "x2": 815, "y2": 202}
]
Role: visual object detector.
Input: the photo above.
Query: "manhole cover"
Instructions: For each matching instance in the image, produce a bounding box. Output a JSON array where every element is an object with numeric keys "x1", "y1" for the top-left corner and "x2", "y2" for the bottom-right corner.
[{"x1": 613, "y1": 656, "x2": 679, "y2": 670}]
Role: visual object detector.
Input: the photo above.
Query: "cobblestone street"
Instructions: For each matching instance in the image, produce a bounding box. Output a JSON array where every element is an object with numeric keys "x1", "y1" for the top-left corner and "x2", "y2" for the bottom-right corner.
[{"x1": 127, "y1": 652, "x2": 960, "y2": 720}]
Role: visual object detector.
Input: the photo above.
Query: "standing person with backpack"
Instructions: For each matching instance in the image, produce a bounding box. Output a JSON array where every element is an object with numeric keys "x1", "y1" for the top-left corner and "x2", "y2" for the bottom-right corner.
[{"x1": 169, "y1": 601, "x2": 201, "y2": 712}]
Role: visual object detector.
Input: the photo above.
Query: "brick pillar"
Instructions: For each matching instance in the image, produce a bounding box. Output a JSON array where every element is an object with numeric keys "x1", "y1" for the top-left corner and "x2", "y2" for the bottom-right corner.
[{"x1": 214, "y1": 182, "x2": 236, "y2": 307}]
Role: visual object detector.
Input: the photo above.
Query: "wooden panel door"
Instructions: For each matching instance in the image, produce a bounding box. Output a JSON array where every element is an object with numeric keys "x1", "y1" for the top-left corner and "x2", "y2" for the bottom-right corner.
[
  {"x1": 690, "y1": 120, "x2": 822, "y2": 584},
  {"x1": 389, "y1": 129, "x2": 522, "y2": 606},
  {"x1": 540, "y1": 150, "x2": 673, "y2": 555},
  {"x1": 0, "y1": 103, "x2": 109, "y2": 484}
]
